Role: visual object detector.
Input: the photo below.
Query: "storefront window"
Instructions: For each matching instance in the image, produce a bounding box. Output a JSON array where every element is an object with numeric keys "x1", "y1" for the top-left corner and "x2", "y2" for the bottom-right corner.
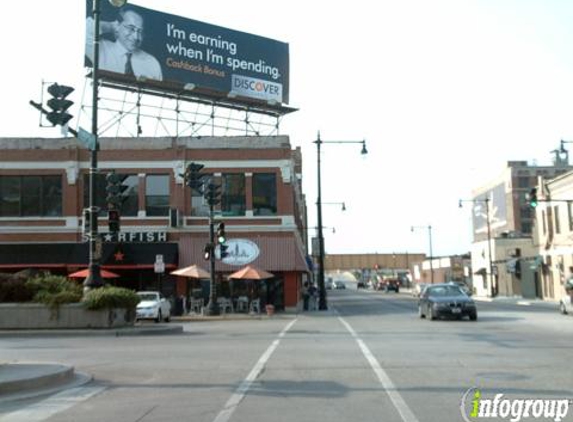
[
  {"x1": 0, "y1": 175, "x2": 62, "y2": 217},
  {"x1": 252, "y1": 173, "x2": 277, "y2": 216},
  {"x1": 222, "y1": 173, "x2": 245, "y2": 216},
  {"x1": 191, "y1": 173, "x2": 211, "y2": 217},
  {"x1": 146, "y1": 174, "x2": 170, "y2": 216}
]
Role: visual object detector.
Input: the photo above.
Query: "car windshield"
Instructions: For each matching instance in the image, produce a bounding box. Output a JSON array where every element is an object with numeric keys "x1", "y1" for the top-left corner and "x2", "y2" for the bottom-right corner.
[
  {"x1": 427, "y1": 286, "x2": 464, "y2": 297},
  {"x1": 137, "y1": 293, "x2": 158, "y2": 301}
]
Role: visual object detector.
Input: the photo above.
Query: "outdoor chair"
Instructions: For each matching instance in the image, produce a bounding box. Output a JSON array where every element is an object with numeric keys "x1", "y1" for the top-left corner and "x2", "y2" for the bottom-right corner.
[
  {"x1": 190, "y1": 298, "x2": 204, "y2": 315},
  {"x1": 236, "y1": 296, "x2": 249, "y2": 312},
  {"x1": 217, "y1": 297, "x2": 233, "y2": 313},
  {"x1": 249, "y1": 298, "x2": 261, "y2": 314}
]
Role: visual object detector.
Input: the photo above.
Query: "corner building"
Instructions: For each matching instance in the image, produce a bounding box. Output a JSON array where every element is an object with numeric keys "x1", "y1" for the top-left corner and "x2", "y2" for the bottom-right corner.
[{"x1": 0, "y1": 135, "x2": 309, "y2": 312}]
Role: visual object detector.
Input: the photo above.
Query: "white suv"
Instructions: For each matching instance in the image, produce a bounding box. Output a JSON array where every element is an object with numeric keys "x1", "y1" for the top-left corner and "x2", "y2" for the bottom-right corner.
[{"x1": 136, "y1": 291, "x2": 171, "y2": 323}]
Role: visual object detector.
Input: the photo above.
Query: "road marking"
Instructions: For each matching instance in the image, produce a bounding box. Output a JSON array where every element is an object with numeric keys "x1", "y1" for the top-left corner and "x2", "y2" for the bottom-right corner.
[
  {"x1": 212, "y1": 318, "x2": 297, "y2": 422},
  {"x1": 338, "y1": 316, "x2": 420, "y2": 422},
  {"x1": 0, "y1": 386, "x2": 105, "y2": 422}
]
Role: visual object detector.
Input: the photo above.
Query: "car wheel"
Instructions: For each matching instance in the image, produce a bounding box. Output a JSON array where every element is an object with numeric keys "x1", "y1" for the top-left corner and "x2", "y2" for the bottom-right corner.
[
  {"x1": 418, "y1": 305, "x2": 425, "y2": 319},
  {"x1": 155, "y1": 310, "x2": 162, "y2": 323},
  {"x1": 560, "y1": 302, "x2": 568, "y2": 315},
  {"x1": 429, "y1": 306, "x2": 436, "y2": 321},
  {"x1": 469, "y1": 312, "x2": 478, "y2": 321}
]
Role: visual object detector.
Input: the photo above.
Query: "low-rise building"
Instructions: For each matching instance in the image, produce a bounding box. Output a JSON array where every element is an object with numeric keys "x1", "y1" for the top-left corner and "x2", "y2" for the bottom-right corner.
[{"x1": 0, "y1": 135, "x2": 310, "y2": 312}]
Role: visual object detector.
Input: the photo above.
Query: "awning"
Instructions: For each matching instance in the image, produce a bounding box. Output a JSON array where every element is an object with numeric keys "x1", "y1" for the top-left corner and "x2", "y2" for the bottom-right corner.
[
  {"x1": 474, "y1": 267, "x2": 487, "y2": 276},
  {"x1": 0, "y1": 242, "x2": 178, "y2": 270},
  {"x1": 179, "y1": 235, "x2": 309, "y2": 272}
]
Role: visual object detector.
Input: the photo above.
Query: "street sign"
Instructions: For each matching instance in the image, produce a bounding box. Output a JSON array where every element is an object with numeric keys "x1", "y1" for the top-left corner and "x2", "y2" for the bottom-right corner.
[
  {"x1": 154, "y1": 254, "x2": 165, "y2": 274},
  {"x1": 77, "y1": 127, "x2": 96, "y2": 150}
]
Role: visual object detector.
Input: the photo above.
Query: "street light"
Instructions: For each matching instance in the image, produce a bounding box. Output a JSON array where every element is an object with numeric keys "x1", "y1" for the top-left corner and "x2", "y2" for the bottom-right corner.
[
  {"x1": 84, "y1": 0, "x2": 127, "y2": 291},
  {"x1": 459, "y1": 198, "x2": 495, "y2": 297},
  {"x1": 315, "y1": 131, "x2": 367, "y2": 310},
  {"x1": 411, "y1": 225, "x2": 434, "y2": 284},
  {"x1": 323, "y1": 202, "x2": 346, "y2": 211}
]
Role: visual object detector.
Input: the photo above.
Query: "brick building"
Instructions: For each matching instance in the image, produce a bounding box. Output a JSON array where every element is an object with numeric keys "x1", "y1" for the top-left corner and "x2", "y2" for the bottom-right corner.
[{"x1": 0, "y1": 135, "x2": 309, "y2": 311}]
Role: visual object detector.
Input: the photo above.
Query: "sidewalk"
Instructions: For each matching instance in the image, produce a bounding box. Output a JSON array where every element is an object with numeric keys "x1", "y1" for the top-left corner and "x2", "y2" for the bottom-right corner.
[
  {"x1": 0, "y1": 324, "x2": 186, "y2": 403},
  {"x1": 0, "y1": 323, "x2": 183, "y2": 338},
  {"x1": 472, "y1": 295, "x2": 559, "y2": 308},
  {"x1": 0, "y1": 362, "x2": 93, "y2": 404}
]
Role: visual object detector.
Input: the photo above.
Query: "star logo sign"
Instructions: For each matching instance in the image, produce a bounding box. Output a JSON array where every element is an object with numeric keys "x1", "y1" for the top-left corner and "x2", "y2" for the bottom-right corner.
[{"x1": 114, "y1": 250, "x2": 125, "y2": 262}]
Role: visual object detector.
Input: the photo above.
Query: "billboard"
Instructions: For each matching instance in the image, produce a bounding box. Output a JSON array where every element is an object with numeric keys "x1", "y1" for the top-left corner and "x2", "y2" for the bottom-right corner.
[
  {"x1": 471, "y1": 183, "x2": 508, "y2": 240},
  {"x1": 84, "y1": 2, "x2": 289, "y2": 105}
]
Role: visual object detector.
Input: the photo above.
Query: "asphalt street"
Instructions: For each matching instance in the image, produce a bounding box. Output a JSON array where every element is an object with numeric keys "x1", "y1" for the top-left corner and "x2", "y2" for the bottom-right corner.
[{"x1": 1, "y1": 290, "x2": 572, "y2": 422}]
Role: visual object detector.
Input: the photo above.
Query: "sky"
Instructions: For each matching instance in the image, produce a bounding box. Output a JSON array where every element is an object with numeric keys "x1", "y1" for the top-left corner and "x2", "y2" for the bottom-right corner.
[{"x1": 2, "y1": 0, "x2": 573, "y2": 257}]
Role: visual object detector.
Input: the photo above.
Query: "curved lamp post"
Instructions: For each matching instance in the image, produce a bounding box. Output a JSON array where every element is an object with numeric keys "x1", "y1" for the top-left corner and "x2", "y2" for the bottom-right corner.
[
  {"x1": 315, "y1": 131, "x2": 367, "y2": 310},
  {"x1": 84, "y1": 0, "x2": 127, "y2": 291}
]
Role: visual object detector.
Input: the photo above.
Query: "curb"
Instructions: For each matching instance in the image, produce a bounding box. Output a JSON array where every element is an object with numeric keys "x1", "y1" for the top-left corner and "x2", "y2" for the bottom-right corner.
[
  {"x1": 0, "y1": 324, "x2": 184, "y2": 338},
  {"x1": 0, "y1": 363, "x2": 92, "y2": 403}
]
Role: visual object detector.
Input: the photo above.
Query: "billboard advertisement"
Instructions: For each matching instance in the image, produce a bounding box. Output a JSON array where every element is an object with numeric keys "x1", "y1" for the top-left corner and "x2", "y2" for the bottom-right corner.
[
  {"x1": 84, "y1": 2, "x2": 289, "y2": 105},
  {"x1": 472, "y1": 183, "x2": 508, "y2": 240}
]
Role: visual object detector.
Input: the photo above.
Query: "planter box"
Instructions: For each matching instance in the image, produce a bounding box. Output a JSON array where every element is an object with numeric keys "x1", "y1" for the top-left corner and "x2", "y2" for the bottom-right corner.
[{"x1": 0, "y1": 303, "x2": 135, "y2": 329}]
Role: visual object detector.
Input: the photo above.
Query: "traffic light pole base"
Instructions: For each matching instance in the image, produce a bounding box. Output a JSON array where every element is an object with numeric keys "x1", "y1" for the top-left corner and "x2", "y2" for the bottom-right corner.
[{"x1": 203, "y1": 301, "x2": 220, "y2": 316}]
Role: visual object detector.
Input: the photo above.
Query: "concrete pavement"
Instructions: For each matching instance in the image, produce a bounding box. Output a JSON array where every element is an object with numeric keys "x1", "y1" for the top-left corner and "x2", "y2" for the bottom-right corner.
[{"x1": 0, "y1": 323, "x2": 183, "y2": 403}]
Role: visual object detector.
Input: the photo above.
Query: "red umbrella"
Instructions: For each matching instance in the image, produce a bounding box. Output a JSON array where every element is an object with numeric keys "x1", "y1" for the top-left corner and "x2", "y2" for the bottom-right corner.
[
  {"x1": 228, "y1": 265, "x2": 274, "y2": 280},
  {"x1": 68, "y1": 269, "x2": 120, "y2": 279},
  {"x1": 170, "y1": 264, "x2": 210, "y2": 279},
  {"x1": 228, "y1": 265, "x2": 274, "y2": 309}
]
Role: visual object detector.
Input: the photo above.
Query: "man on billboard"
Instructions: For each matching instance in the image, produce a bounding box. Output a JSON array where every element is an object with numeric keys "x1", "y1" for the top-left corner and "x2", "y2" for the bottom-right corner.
[{"x1": 85, "y1": 7, "x2": 163, "y2": 81}]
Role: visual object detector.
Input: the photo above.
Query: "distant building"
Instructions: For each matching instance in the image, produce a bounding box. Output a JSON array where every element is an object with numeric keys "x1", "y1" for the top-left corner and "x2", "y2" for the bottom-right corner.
[
  {"x1": 470, "y1": 157, "x2": 573, "y2": 297},
  {"x1": 532, "y1": 168, "x2": 573, "y2": 300},
  {"x1": 412, "y1": 254, "x2": 472, "y2": 286}
]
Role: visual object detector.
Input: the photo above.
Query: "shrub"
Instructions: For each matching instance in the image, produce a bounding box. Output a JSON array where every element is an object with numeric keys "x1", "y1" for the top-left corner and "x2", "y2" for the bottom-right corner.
[
  {"x1": 83, "y1": 286, "x2": 140, "y2": 310},
  {"x1": 26, "y1": 275, "x2": 83, "y2": 308},
  {"x1": 0, "y1": 278, "x2": 36, "y2": 302}
]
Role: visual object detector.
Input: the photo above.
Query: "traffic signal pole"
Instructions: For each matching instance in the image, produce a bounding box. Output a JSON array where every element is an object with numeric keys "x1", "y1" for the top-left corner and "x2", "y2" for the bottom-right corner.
[
  {"x1": 84, "y1": 0, "x2": 104, "y2": 290},
  {"x1": 204, "y1": 197, "x2": 219, "y2": 316}
]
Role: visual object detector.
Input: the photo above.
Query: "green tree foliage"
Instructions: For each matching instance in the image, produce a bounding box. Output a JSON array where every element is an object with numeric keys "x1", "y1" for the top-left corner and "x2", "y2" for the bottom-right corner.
[{"x1": 83, "y1": 286, "x2": 140, "y2": 310}]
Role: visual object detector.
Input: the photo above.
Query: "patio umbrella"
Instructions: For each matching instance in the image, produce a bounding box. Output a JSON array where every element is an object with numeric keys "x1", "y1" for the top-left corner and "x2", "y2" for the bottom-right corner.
[
  {"x1": 228, "y1": 265, "x2": 274, "y2": 309},
  {"x1": 228, "y1": 265, "x2": 274, "y2": 280},
  {"x1": 68, "y1": 269, "x2": 120, "y2": 279},
  {"x1": 170, "y1": 264, "x2": 210, "y2": 279}
]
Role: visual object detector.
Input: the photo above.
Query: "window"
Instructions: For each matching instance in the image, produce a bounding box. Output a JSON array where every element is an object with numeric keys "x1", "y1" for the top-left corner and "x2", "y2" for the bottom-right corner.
[
  {"x1": 221, "y1": 173, "x2": 245, "y2": 216},
  {"x1": 146, "y1": 175, "x2": 170, "y2": 216},
  {"x1": 554, "y1": 205, "x2": 561, "y2": 234},
  {"x1": 190, "y1": 173, "x2": 211, "y2": 217},
  {"x1": 542, "y1": 210, "x2": 547, "y2": 235},
  {"x1": 0, "y1": 175, "x2": 62, "y2": 217},
  {"x1": 83, "y1": 173, "x2": 138, "y2": 216},
  {"x1": 517, "y1": 177, "x2": 530, "y2": 188},
  {"x1": 252, "y1": 173, "x2": 277, "y2": 216}
]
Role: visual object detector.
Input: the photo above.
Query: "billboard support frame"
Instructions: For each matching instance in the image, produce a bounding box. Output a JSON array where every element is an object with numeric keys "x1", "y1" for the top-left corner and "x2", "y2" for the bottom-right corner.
[{"x1": 78, "y1": 76, "x2": 295, "y2": 138}]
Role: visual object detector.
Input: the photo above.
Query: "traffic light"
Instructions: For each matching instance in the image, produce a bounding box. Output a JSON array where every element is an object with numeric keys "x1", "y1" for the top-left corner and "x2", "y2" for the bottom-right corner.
[
  {"x1": 46, "y1": 83, "x2": 74, "y2": 126},
  {"x1": 205, "y1": 183, "x2": 221, "y2": 206},
  {"x1": 108, "y1": 209, "x2": 120, "y2": 234},
  {"x1": 105, "y1": 172, "x2": 127, "y2": 210},
  {"x1": 528, "y1": 188, "x2": 538, "y2": 208},
  {"x1": 216, "y1": 222, "x2": 226, "y2": 243},
  {"x1": 216, "y1": 222, "x2": 229, "y2": 259},
  {"x1": 220, "y1": 243, "x2": 229, "y2": 259},
  {"x1": 203, "y1": 243, "x2": 213, "y2": 261},
  {"x1": 184, "y1": 162, "x2": 206, "y2": 192}
]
